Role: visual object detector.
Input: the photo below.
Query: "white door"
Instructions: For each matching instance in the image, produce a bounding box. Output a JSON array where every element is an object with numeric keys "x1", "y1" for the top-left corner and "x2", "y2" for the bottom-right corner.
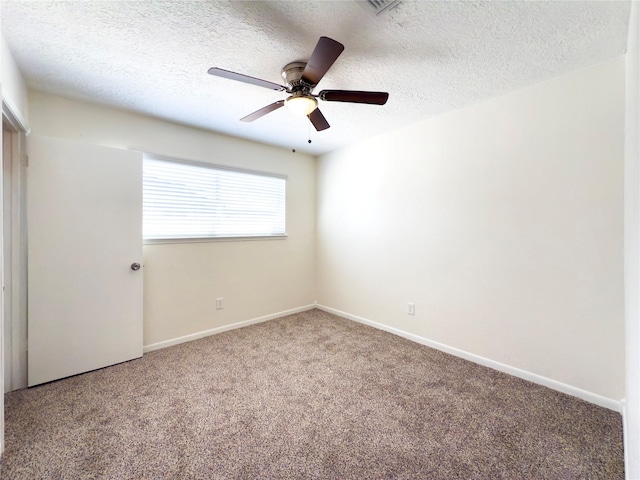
[{"x1": 27, "y1": 135, "x2": 143, "y2": 386}]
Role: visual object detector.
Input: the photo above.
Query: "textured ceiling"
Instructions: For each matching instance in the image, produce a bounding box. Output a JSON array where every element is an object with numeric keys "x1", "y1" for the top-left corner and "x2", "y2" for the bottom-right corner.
[{"x1": 0, "y1": 1, "x2": 631, "y2": 155}]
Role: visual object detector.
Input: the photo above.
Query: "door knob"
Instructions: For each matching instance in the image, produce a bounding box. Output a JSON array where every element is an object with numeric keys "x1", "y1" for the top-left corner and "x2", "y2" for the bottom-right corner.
[{"x1": 131, "y1": 263, "x2": 141, "y2": 271}]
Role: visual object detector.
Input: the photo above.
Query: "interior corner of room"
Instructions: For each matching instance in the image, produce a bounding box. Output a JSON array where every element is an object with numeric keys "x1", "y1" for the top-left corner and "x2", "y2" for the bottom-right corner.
[{"x1": 0, "y1": 1, "x2": 638, "y2": 477}]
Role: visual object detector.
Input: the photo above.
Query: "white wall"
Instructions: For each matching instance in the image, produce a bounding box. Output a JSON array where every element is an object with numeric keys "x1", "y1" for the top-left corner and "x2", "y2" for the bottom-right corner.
[
  {"x1": 317, "y1": 57, "x2": 626, "y2": 403},
  {"x1": 624, "y1": 1, "x2": 640, "y2": 477},
  {"x1": 28, "y1": 92, "x2": 316, "y2": 347}
]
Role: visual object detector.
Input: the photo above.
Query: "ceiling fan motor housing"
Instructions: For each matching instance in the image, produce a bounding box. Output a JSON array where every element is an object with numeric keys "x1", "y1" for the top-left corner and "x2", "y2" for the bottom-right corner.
[{"x1": 282, "y1": 62, "x2": 314, "y2": 92}]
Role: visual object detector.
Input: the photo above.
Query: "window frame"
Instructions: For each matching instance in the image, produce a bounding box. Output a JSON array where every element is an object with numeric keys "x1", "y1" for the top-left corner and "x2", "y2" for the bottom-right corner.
[{"x1": 142, "y1": 153, "x2": 287, "y2": 244}]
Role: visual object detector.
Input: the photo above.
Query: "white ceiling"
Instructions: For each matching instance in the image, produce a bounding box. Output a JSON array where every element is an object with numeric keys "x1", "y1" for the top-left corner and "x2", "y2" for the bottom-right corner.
[{"x1": 1, "y1": 1, "x2": 631, "y2": 155}]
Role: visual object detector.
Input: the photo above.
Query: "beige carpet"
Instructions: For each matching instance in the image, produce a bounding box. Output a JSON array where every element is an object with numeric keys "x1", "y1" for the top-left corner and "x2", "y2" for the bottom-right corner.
[{"x1": 0, "y1": 309, "x2": 624, "y2": 479}]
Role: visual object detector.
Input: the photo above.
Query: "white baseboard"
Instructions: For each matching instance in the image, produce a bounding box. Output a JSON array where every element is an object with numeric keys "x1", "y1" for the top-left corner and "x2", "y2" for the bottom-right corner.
[
  {"x1": 143, "y1": 304, "x2": 316, "y2": 353},
  {"x1": 316, "y1": 304, "x2": 622, "y2": 413}
]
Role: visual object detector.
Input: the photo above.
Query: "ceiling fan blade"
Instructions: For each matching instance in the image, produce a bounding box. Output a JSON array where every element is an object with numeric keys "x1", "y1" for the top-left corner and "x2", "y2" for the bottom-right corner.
[
  {"x1": 308, "y1": 108, "x2": 330, "y2": 131},
  {"x1": 241, "y1": 100, "x2": 285, "y2": 122},
  {"x1": 301, "y1": 37, "x2": 344, "y2": 86},
  {"x1": 319, "y1": 90, "x2": 389, "y2": 105},
  {"x1": 208, "y1": 67, "x2": 286, "y2": 91}
]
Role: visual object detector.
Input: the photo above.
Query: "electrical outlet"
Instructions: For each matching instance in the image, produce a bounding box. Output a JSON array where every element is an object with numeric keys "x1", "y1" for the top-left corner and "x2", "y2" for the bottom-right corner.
[
  {"x1": 216, "y1": 297, "x2": 224, "y2": 310},
  {"x1": 407, "y1": 303, "x2": 415, "y2": 315}
]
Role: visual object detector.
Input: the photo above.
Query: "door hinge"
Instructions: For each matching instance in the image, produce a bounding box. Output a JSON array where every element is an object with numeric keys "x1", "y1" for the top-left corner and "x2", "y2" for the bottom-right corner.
[{"x1": 21, "y1": 154, "x2": 28, "y2": 167}]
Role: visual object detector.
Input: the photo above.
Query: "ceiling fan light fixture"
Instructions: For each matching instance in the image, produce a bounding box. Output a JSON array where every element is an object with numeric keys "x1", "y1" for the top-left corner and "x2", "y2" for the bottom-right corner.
[{"x1": 285, "y1": 94, "x2": 318, "y2": 116}]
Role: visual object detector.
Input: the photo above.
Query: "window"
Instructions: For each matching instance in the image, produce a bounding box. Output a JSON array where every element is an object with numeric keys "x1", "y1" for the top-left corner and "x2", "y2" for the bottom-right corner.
[{"x1": 143, "y1": 156, "x2": 286, "y2": 242}]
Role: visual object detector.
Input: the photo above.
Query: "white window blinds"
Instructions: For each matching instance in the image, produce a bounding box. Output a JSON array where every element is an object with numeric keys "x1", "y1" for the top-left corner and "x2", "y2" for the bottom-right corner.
[{"x1": 143, "y1": 157, "x2": 286, "y2": 240}]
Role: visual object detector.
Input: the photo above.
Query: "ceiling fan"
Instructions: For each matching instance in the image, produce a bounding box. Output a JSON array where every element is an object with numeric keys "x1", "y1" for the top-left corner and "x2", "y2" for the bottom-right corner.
[{"x1": 207, "y1": 36, "x2": 389, "y2": 131}]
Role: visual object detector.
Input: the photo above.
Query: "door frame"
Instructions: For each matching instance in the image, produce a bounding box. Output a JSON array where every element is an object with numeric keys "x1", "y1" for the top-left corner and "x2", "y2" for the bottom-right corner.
[{"x1": 2, "y1": 102, "x2": 28, "y2": 395}]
